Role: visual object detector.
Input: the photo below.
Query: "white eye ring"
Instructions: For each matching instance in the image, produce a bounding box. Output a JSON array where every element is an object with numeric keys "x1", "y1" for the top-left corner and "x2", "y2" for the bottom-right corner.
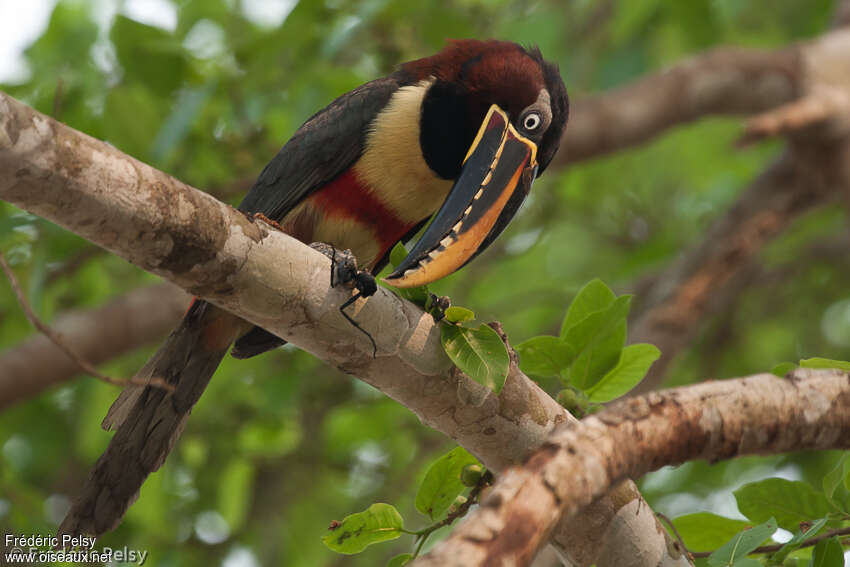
[{"x1": 522, "y1": 112, "x2": 541, "y2": 131}]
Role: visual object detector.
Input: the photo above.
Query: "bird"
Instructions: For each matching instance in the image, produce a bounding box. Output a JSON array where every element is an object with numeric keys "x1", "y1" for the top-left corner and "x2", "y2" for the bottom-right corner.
[{"x1": 59, "y1": 39, "x2": 569, "y2": 539}]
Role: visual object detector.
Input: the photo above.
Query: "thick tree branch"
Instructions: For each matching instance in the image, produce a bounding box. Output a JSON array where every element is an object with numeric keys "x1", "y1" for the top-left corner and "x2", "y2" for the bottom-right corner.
[
  {"x1": 630, "y1": 149, "x2": 841, "y2": 391},
  {"x1": 631, "y1": 30, "x2": 850, "y2": 390},
  {"x1": 0, "y1": 282, "x2": 188, "y2": 409},
  {"x1": 0, "y1": 251, "x2": 175, "y2": 392},
  {"x1": 413, "y1": 369, "x2": 850, "y2": 567},
  {"x1": 555, "y1": 45, "x2": 802, "y2": 165},
  {"x1": 0, "y1": 39, "x2": 822, "y2": 397},
  {"x1": 0, "y1": 92, "x2": 689, "y2": 566}
]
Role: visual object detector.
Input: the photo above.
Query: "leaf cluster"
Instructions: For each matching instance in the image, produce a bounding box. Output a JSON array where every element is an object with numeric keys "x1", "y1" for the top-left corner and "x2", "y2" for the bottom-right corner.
[
  {"x1": 323, "y1": 446, "x2": 487, "y2": 565},
  {"x1": 516, "y1": 279, "x2": 660, "y2": 413},
  {"x1": 670, "y1": 454, "x2": 850, "y2": 566}
]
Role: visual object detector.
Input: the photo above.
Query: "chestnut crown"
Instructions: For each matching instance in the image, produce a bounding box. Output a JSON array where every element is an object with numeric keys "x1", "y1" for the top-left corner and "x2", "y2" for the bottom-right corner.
[{"x1": 401, "y1": 39, "x2": 569, "y2": 177}]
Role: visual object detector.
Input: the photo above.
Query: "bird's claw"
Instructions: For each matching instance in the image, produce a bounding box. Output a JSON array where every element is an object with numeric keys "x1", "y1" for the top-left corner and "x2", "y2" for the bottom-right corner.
[
  {"x1": 309, "y1": 242, "x2": 378, "y2": 357},
  {"x1": 252, "y1": 212, "x2": 284, "y2": 231}
]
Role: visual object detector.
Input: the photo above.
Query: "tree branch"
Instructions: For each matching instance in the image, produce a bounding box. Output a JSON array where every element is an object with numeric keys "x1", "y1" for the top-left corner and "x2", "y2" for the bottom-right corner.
[
  {"x1": 0, "y1": 92, "x2": 688, "y2": 566},
  {"x1": 0, "y1": 282, "x2": 188, "y2": 409},
  {"x1": 630, "y1": 29, "x2": 850, "y2": 390},
  {"x1": 689, "y1": 526, "x2": 850, "y2": 558},
  {"x1": 555, "y1": 45, "x2": 802, "y2": 165},
  {"x1": 0, "y1": 39, "x2": 820, "y2": 399},
  {"x1": 0, "y1": 249, "x2": 175, "y2": 392},
  {"x1": 412, "y1": 368, "x2": 850, "y2": 567},
  {"x1": 629, "y1": 150, "x2": 841, "y2": 391}
]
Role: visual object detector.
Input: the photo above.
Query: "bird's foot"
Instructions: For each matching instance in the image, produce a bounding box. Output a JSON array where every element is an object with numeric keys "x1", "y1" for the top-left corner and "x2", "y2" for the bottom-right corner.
[
  {"x1": 426, "y1": 293, "x2": 451, "y2": 322},
  {"x1": 309, "y1": 242, "x2": 378, "y2": 356},
  {"x1": 252, "y1": 212, "x2": 284, "y2": 231}
]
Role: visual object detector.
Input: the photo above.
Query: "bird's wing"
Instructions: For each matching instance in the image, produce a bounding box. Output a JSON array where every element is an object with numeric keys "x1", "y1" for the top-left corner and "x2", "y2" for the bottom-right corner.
[{"x1": 237, "y1": 75, "x2": 404, "y2": 219}]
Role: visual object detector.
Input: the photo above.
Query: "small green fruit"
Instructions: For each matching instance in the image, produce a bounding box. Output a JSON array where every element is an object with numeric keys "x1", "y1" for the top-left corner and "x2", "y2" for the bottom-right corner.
[{"x1": 460, "y1": 464, "x2": 484, "y2": 487}]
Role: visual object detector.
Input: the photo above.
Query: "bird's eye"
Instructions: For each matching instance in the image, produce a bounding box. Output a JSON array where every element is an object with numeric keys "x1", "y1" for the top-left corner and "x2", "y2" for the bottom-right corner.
[{"x1": 522, "y1": 112, "x2": 541, "y2": 131}]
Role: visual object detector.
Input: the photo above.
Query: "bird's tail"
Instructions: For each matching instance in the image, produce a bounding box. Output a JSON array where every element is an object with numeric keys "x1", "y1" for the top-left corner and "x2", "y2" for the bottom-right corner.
[{"x1": 59, "y1": 299, "x2": 247, "y2": 539}]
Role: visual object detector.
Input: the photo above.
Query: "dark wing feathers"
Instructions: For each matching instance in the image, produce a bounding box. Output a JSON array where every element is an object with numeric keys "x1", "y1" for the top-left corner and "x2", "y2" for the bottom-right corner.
[{"x1": 237, "y1": 74, "x2": 405, "y2": 219}]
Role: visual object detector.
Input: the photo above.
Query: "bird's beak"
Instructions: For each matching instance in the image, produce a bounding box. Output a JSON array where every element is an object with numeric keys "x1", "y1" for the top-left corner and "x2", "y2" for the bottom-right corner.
[{"x1": 384, "y1": 104, "x2": 538, "y2": 288}]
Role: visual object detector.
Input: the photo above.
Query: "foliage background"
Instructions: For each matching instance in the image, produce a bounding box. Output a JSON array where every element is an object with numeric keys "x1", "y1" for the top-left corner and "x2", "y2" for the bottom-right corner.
[{"x1": 0, "y1": 0, "x2": 847, "y2": 565}]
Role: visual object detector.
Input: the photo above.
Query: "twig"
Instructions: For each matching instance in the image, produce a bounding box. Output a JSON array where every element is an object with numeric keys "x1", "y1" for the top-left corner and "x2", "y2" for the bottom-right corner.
[
  {"x1": 737, "y1": 88, "x2": 850, "y2": 147},
  {"x1": 0, "y1": 251, "x2": 174, "y2": 392},
  {"x1": 656, "y1": 512, "x2": 692, "y2": 560},
  {"x1": 45, "y1": 246, "x2": 104, "y2": 284},
  {"x1": 688, "y1": 525, "x2": 850, "y2": 559},
  {"x1": 411, "y1": 470, "x2": 494, "y2": 557}
]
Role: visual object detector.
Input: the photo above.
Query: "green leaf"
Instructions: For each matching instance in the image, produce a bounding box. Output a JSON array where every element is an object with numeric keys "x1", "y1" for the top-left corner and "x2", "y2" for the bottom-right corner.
[
  {"x1": 799, "y1": 358, "x2": 850, "y2": 372},
  {"x1": 771, "y1": 362, "x2": 797, "y2": 377},
  {"x1": 398, "y1": 285, "x2": 430, "y2": 306},
  {"x1": 322, "y1": 503, "x2": 404, "y2": 554},
  {"x1": 585, "y1": 343, "x2": 660, "y2": 402},
  {"x1": 110, "y1": 16, "x2": 188, "y2": 95},
  {"x1": 726, "y1": 559, "x2": 762, "y2": 567},
  {"x1": 773, "y1": 517, "x2": 828, "y2": 563},
  {"x1": 566, "y1": 321, "x2": 626, "y2": 390},
  {"x1": 441, "y1": 324, "x2": 510, "y2": 393},
  {"x1": 23, "y1": 2, "x2": 99, "y2": 78},
  {"x1": 386, "y1": 242, "x2": 429, "y2": 304},
  {"x1": 515, "y1": 336, "x2": 575, "y2": 377},
  {"x1": 238, "y1": 420, "x2": 301, "y2": 457},
  {"x1": 176, "y1": 0, "x2": 233, "y2": 34},
  {"x1": 103, "y1": 85, "x2": 165, "y2": 159},
  {"x1": 808, "y1": 537, "x2": 844, "y2": 567},
  {"x1": 0, "y1": 212, "x2": 38, "y2": 238},
  {"x1": 217, "y1": 458, "x2": 254, "y2": 531},
  {"x1": 823, "y1": 453, "x2": 850, "y2": 513},
  {"x1": 707, "y1": 517, "x2": 777, "y2": 567},
  {"x1": 389, "y1": 242, "x2": 408, "y2": 269},
  {"x1": 610, "y1": 0, "x2": 663, "y2": 44},
  {"x1": 150, "y1": 84, "x2": 214, "y2": 162},
  {"x1": 563, "y1": 295, "x2": 632, "y2": 389},
  {"x1": 560, "y1": 279, "x2": 617, "y2": 337},
  {"x1": 671, "y1": 513, "x2": 752, "y2": 552},
  {"x1": 734, "y1": 479, "x2": 833, "y2": 531},
  {"x1": 387, "y1": 553, "x2": 413, "y2": 567},
  {"x1": 444, "y1": 306, "x2": 475, "y2": 324},
  {"x1": 415, "y1": 446, "x2": 480, "y2": 520}
]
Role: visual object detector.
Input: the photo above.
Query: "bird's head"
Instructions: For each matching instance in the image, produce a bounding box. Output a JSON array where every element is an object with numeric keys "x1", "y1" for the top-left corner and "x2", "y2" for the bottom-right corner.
[{"x1": 385, "y1": 39, "x2": 568, "y2": 288}]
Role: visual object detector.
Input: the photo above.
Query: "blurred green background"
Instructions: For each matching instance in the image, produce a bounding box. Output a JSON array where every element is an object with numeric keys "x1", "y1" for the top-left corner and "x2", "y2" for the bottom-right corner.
[{"x1": 0, "y1": 0, "x2": 848, "y2": 565}]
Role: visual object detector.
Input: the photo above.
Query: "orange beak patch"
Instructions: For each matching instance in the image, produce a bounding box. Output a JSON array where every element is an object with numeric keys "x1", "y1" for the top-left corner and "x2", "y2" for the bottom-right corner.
[{"x1": 384, "y1": 105, "x2": 538, "y2": 288}]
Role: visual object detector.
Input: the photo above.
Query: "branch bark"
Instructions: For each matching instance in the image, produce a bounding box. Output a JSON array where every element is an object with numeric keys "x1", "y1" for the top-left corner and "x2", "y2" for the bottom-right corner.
[
  {"x1": 0, "y1": 92, "x2": 688, "y2": 566},
  {"x1": 555, "y1": 45, "x2": 802, "y2": 165},
  {"x1": 0, "y1": 282, "x2": 188, "y2": 409},
  {"x1": 412, "y1": 368, "x2": 850, "y2": 567}
]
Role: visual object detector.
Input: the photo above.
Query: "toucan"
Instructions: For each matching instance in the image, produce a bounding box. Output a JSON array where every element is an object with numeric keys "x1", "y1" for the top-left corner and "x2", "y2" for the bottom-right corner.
[{"x1": 60, "y1": 39, "x2": 569, "y2": 538}]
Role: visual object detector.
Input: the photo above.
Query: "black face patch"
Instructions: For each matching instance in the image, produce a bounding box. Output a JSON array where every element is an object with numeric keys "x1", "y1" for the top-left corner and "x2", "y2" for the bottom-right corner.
[{"x1": 419, "y1": 80, "x2": 476, "y2": 180}]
